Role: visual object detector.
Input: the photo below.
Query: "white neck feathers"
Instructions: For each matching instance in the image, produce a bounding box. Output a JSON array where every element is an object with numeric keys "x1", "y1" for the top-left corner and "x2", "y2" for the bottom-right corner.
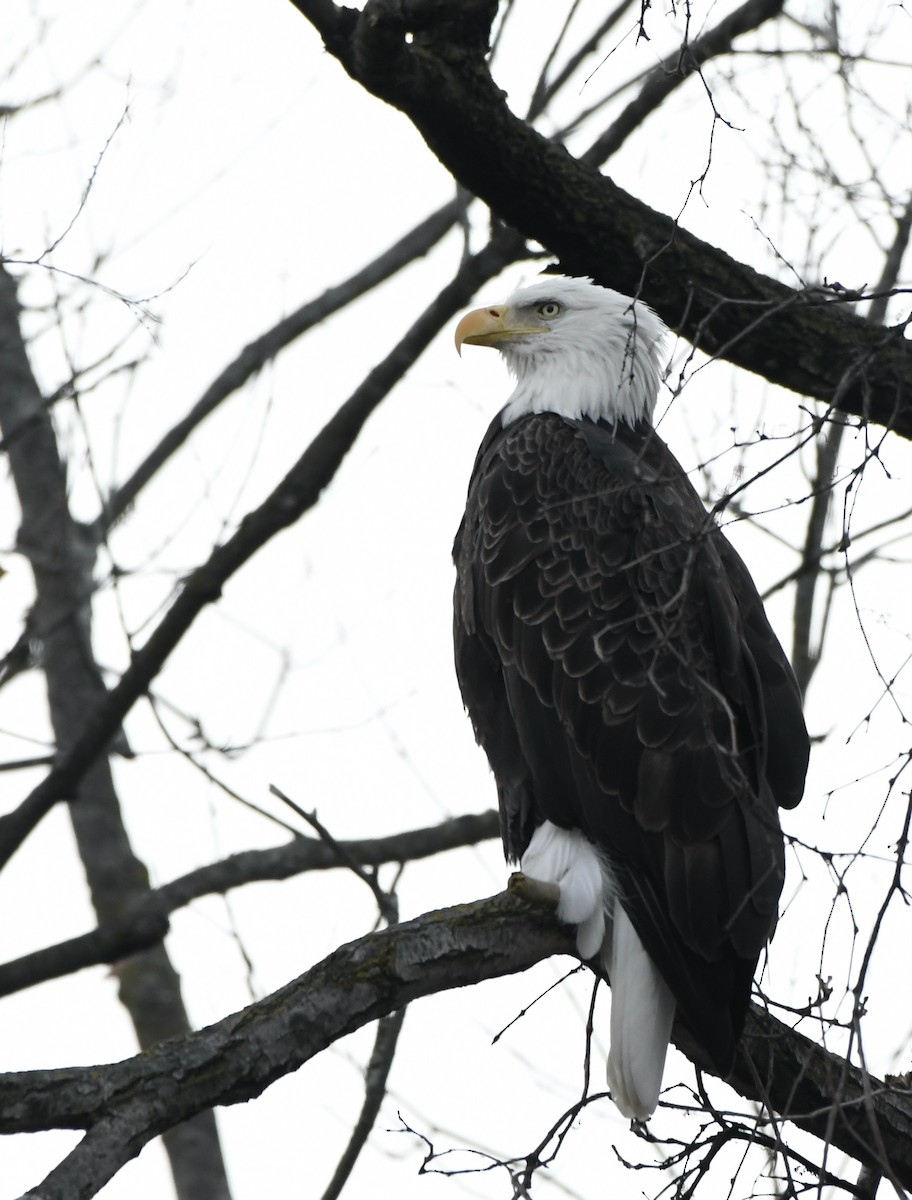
[{"x1": 497, "y1": 278, "x2": 667, "y2": 428}]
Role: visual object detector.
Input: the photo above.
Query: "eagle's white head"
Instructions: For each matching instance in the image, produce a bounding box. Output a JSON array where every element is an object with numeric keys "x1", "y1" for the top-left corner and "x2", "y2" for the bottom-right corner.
[{"x1": 455, "y1": 275, "x2": 668, "y2": 428}]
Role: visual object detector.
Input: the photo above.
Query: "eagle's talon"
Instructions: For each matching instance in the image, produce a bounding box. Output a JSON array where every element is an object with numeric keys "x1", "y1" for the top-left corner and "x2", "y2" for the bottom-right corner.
[{"x1": 508, "y1": 871, "x2": 561, "y2": 910}]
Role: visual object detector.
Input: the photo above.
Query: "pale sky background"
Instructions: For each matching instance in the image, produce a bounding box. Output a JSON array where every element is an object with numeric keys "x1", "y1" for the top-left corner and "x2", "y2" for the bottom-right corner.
[{"x1": 0, "y1": 2, "x2": 910, "y2": 1198}]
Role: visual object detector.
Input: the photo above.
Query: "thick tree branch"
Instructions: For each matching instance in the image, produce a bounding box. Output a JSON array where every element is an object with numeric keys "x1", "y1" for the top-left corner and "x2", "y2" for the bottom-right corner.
[
  {"x1": 2, "y1": 891, "x2": 910, "y2": 1198},
  {"x1": 4, "y1": 890, "x2": 568, "y2": 1199},
  {"x1": 0, "y1": 811, "x2": 501, "y2": 998},
  {"x1": 293, "y1": 0, "x2": 912, "y2": 437}
]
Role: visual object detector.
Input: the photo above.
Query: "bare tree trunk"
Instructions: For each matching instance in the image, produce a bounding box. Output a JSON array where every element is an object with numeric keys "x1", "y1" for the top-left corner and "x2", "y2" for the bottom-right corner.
[{"x1": 0, "y1": 260, "x2": 232, "y2": 1200}]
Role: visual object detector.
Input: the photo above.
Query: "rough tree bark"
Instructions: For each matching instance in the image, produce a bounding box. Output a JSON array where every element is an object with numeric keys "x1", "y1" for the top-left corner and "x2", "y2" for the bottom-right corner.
[
  {"x1": 292, "y1": 0, "x2": 912, "y2": 437},
  {"x1": 0, "y1": 888, "x2": 909, "y2": 1198}
]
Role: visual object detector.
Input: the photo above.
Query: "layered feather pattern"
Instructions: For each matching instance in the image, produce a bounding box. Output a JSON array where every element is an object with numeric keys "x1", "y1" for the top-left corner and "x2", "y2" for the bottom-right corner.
[{"x1": 454, "y1": 411, "x2": 808, "y2": 1096}]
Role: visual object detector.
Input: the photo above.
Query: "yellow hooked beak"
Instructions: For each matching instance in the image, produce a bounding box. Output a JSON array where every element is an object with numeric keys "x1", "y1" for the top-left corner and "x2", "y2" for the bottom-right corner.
[{"x1": 454, "y1": 305, "x2": 549, "y2": 355}]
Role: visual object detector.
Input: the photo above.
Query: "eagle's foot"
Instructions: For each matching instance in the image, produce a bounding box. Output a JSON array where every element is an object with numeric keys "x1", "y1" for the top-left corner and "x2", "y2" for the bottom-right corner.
[{"x1": 508, "y1": 871, "x2": 561, "y2": 910}]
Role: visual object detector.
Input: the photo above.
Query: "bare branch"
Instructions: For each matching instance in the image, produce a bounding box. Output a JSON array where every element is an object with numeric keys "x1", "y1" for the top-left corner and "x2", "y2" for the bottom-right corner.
[
  {"x1": 320, "y1": 1008, "x2": 407, "y2": 1200},
  {"x1": 296, "y1": 0, "x2": 912, "y2": 437},
  {"x1": 0, "y1": 228, "x2": 524, "y2": 871},
  {"x1": 0, "y1": 260, "x2": 232, "y2": 1200},
  {"x1": 271, "y1": 783, "x2": 401, "y2": 925},
  {"x1": 792, "y1": 192, "x2": 912, "y2": 692},
  {"x1": 99, "y1": 195, "x2": 467, "y2": 533},
  {"x1": 3, "y1": 889, "x2": 569, "y2": 1200},
  {"x1": 526, "y1": 0, "x2": 634, "y2": 123},
  {"x1": 0, "y1": 811, "x2": 500, "y2": 998},
  {"x1": 580, "y1": 0, "x2": 786, "y2": 167},
  {"x1": 791, "y1": 409, "x2": 849, "y2": 695},
  {"x1": 2, "y1": 892, "x2": 911, "y2": 1197}
]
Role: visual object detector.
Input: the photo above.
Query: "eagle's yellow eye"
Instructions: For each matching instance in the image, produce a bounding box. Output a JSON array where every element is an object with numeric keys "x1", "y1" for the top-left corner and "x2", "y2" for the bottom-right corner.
[{"x1": 537, "y1": 301, "x2": 562, "y2": 319}]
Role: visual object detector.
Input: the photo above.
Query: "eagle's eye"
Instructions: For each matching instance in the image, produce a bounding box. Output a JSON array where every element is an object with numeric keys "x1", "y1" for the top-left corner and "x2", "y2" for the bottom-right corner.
[{"x1": 537, "y1": 301, "x2": 562, "y2": 319}]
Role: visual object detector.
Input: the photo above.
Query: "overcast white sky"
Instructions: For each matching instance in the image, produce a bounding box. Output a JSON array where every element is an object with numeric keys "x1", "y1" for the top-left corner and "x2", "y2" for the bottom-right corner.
[{"x1": 0, "y1": 2, "x2": 910, "y2": 1198}]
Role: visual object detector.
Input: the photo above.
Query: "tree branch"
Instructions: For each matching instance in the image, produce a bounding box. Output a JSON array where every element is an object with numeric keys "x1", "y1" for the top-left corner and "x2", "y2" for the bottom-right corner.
[
  {"x1": 2, "y1": 891, "x2": 910, "y2": 1197},
  {"x1": 580, "y1": 0, "x2": 786, "y2": 166},
  {"x1": 0, "y1": 229, "x2": 523, "y2": 872},
  {"x1": 791, "y1": 191, "x2": 912, "y2": 692},
  {"x1": 527, "y1": 0, "x2": 634, "y2": 123},
  {"x1": 0, "y1": 261, "x2": 232, "y2": 1200},
  {"x1": 320, "y1": 1007, "x2": 407, "y2": 1200},
  {"x1": 4, "y1": 889, "x2": 569, "y2": 1199},
  {"x1": 293, "y1": 0, "x2": 912, "y2": 438},
  {"x1": 99, "y1": 195, "x2": 465, "y2": 534},
  {"x1": 0, "y1": 811, "x2": 501, "y2": 999}
]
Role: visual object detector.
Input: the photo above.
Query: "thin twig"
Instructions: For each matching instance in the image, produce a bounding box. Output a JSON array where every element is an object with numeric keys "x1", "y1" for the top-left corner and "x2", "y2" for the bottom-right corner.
[
  {"x1": 320, "y1": 1008, "x2": 407, "y2": 1200},
  {"x1": 270, "y1": 783, "x2": 399, "y2": 925},
  {"x1": 581, "y1": 0, "x2": 786, "y2": 167}
]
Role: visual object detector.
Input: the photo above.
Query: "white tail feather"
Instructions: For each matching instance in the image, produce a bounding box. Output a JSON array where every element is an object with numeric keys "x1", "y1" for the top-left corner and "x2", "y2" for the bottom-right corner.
[
  {"x1": 519, "y1": 823, "x2": 674, "y2": 1119},
  {"x1": 605, "y1": 901, "x2": 675, "y2": 1120}
]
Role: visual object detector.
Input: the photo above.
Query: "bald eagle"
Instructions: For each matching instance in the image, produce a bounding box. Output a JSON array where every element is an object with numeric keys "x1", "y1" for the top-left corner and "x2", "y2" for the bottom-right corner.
[{"x1": 452, "y1": 276, "x2": 808, "y2": 1120}]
